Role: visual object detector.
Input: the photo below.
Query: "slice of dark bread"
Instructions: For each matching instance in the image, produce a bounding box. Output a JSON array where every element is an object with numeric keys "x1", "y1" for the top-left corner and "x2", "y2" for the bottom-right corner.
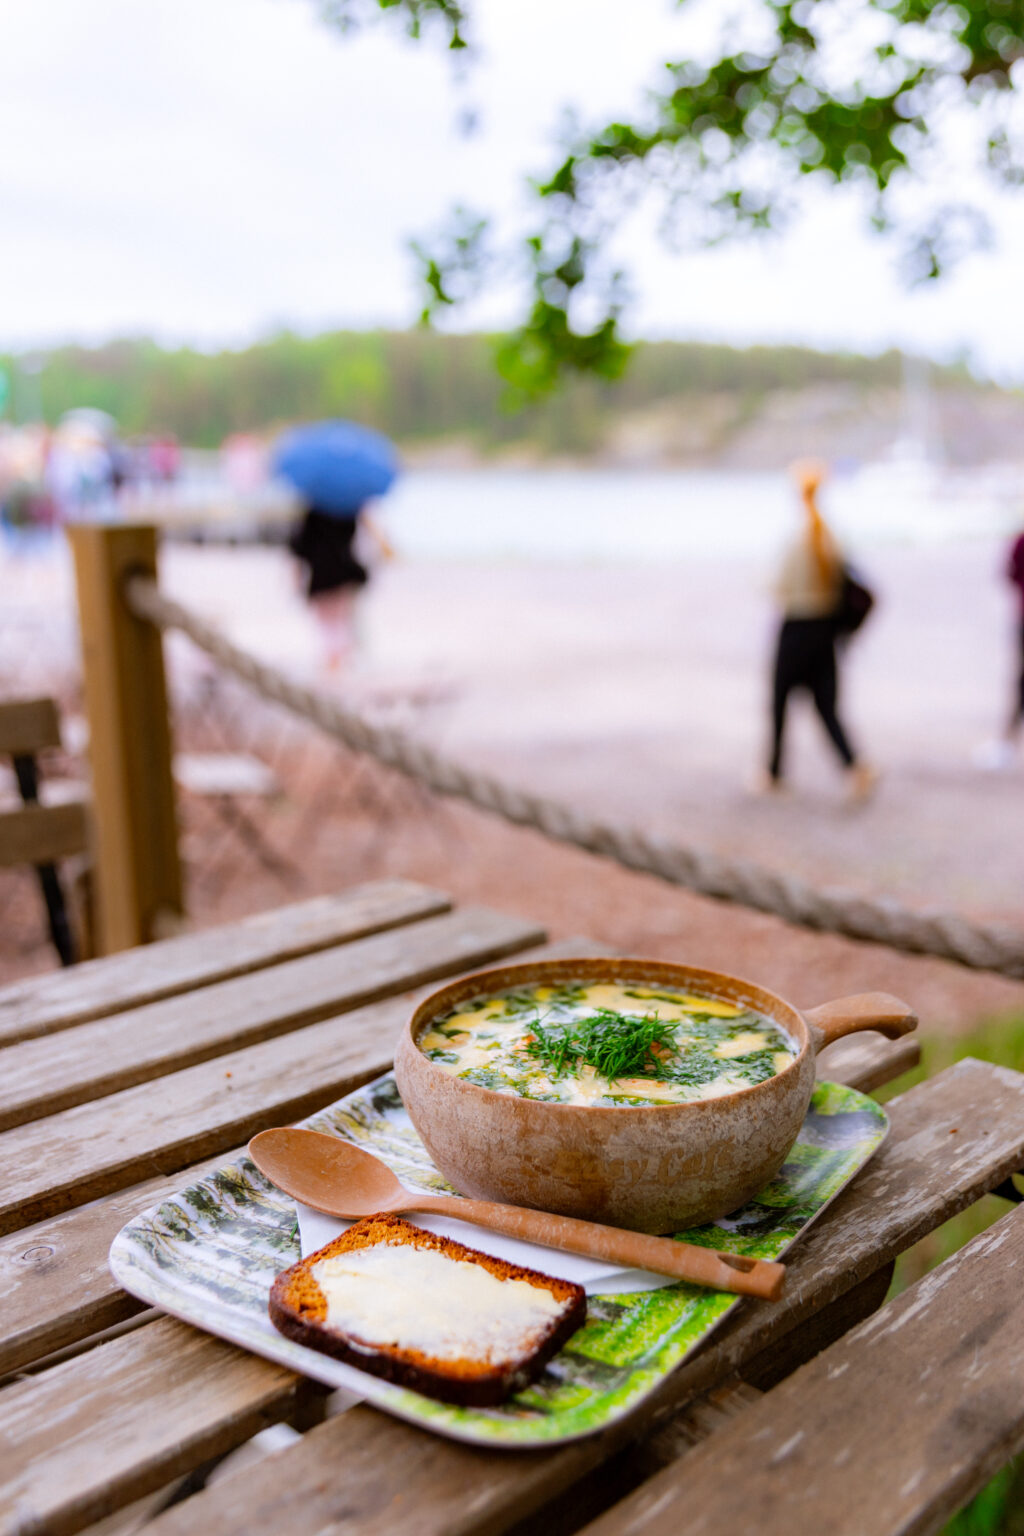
[{"x1": 269, "y1": 1213, "x2": 587, "y2": 1407}]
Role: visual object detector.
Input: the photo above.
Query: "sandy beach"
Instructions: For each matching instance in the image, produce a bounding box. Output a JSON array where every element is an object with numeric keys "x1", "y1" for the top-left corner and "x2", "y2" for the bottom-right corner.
[{"x1": 3, "y1": 524, "x2": 1023, "y2": 1030}]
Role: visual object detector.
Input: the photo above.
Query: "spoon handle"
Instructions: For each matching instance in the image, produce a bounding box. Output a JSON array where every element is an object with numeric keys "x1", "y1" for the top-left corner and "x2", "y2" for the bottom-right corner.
[{"x1": 411, "y1": 1194, "x2": 784, "y2": 1300}]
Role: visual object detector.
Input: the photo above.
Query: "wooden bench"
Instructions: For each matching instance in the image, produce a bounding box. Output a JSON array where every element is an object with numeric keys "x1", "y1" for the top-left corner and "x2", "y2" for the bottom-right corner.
[
  {"x1": 0, "y1": 695, "x2": 90, "y2": 965},
  {"x1": 1, "y1": 879, "x2": 1021, "y2": 1536}
]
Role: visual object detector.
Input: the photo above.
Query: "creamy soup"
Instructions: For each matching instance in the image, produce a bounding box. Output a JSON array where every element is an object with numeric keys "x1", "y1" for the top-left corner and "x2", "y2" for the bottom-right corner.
[{"x1": 419, "y1": 981, "x2": 797, "y2": 1106}]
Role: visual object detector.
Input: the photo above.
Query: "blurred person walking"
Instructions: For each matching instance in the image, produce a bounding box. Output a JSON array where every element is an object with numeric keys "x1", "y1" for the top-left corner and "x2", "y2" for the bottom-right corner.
[
  {"x1": 1005, "y1": 529, "x2": 1024, "y2": 748},
  {"x1": 272, "y1": 419, "x2": 400, "y2": 672},
  {"x1": 764, "y1": 461, "x2": 875, "y2": 799},
  {"x1": 975, "y1": 527, "x2": 1024, "y2": 769},
  {"x1": 46, "y1": 409, "x2": 122, "y2": 523},
  {"x1": 288, "y1": 503, "x2": 392, "y2": 670}
]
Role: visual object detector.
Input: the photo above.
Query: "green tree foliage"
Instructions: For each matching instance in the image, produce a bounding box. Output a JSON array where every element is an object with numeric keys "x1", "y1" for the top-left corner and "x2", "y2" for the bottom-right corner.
[
  {"x1": 325, "y1": 1, "x2": 1024, "y2": 397},
  {"x1": 0, "y1": 331, "x2": 924, "y2": 449},
  {"x1": 317, "y1": 0, "x2": 467, "y2": 48},
  {"x1": 4, "y1": 331, "x2": 964, "y2": 454}
]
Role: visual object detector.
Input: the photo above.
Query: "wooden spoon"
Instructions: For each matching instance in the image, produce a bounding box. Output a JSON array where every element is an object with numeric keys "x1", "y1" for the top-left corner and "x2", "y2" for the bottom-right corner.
[{"x1": 248, "y1": 1127, "x2": 785, "y2": 1301}]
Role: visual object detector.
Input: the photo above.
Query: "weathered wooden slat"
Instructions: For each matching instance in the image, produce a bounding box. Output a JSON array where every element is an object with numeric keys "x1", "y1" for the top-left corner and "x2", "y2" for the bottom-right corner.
[
  {"x1": 0, "y1": 1317, "x2": 307, "y2": 1536},
  {"x1": 0, "y1": 1151, "x2": 230, "y2": 1379},
  {"x1": 816, "y1": 1028, "x2": 919, "y2": 1093},
  {"x1": 28, "y1": 1059, "x2": 1024, "y2": 1536},
  {"x1": 0, "y1": 801, "x2": 89, "y2": 870},
  {"x1": 737, "y1": 1263, "x2": 894, "y2": 1393},
  {"x1": 0, "y1": 1339, "x2": 748, "y2": 1536},
  {"x1": 0, "y1": 1003, "x2": 908, "y2": 1378},
  {"x1": 577, "y1": 1206, "x2": 1024, "y2": 1536},
  {"x1": 0, "y1": 879, "x2": 450, "y2": 1047},
  {"x1": 498, "y1": 1270, "x2": 896, "y2": 1536},
  {"x1": 500, "y1": 1378, "x2": 765, "y2": 1536},
  {"x1": 0, "y1": 697, "x2": 61, "y2": 757},
  {"x1": 0, "y1": 905, "x2": 540, "y2": 1130},
  {"x1": 0, "y1": 906, "x2": 544, "y2": 1237},
  {"x1": 499, "y1": 1378, "x2": 763, "y2": 1536}
]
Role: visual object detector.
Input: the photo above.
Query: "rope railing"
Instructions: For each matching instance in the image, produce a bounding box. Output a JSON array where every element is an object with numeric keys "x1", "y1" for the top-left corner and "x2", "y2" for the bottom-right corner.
[{"x1": 127, "y1": 573, "x2": 1024, "y2": 980}]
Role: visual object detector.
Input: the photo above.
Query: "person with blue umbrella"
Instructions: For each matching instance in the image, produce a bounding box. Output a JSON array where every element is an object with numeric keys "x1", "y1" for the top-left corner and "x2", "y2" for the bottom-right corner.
[{"x1": 273, "y1": 421, "x2": 399, "y2": 670}]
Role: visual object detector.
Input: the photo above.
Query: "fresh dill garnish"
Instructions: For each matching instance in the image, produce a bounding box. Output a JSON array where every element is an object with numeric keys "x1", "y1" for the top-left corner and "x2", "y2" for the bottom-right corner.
[
  {"x1": 525, "y1": 1008, "x2": 678, "y2": 1083},
  {"x1": 522, "y1": 1014, "x2": 575, "y2": 1078}
]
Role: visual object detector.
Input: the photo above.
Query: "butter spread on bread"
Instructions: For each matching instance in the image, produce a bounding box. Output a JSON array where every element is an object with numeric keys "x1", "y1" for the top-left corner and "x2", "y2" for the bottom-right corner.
[
  {"x1": 269, "y1": 1213, "x2": 586, "y2": 1406},
  {"x1": 312, "y1": 1242, "x2": 565, "y2": 1363}
]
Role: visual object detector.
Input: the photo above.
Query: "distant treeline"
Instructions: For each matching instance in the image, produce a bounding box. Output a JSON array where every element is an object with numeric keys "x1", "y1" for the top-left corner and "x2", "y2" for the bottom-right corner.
[{"x1": 1, "y1": 330, "x2": 970, "y2": 452}]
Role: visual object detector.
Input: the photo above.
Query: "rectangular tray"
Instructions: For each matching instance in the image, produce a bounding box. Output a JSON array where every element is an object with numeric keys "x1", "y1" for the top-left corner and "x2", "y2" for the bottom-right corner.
[{"x1": 109, "y1": 1074, "x2": 887, "y2": 1448}]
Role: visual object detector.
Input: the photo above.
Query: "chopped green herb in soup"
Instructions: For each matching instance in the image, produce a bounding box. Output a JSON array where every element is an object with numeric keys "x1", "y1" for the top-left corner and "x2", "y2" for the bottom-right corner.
[{"x1": 418, "y1": 982, "x2": 797, "y2": 1106}]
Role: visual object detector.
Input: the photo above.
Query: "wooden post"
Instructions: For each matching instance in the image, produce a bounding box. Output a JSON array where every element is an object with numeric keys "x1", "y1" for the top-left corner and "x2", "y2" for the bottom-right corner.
[{"x1": 68, "y1": 523, "x2": 184, "y2": 953}]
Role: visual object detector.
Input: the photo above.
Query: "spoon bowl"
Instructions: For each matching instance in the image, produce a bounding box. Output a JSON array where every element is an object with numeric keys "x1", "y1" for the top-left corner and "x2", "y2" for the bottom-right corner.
[
  {"x1": 251, "y1": 1128, "x2": 402, "y2": 1216},
  {"x1": 248, "y1": 1126, "x2": 786, "y2": 1300}
]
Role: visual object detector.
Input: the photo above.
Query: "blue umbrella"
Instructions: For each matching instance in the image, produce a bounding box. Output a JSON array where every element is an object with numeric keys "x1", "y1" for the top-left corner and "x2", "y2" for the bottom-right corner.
[{"x1": 272, "y1": 420, "x2": 399, "y2": 515}]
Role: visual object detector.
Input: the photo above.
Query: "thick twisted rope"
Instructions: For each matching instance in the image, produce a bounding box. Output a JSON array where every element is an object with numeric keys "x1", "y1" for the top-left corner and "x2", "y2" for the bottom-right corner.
[{"x1": 127, "y1": 574, "x2": 1024, "y2": 979}]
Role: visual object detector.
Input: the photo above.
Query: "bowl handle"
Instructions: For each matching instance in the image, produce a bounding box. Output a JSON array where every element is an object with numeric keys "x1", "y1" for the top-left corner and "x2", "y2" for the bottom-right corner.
[{"x1": 802, "y1": 993, "x2": 917, "y2": 1052}]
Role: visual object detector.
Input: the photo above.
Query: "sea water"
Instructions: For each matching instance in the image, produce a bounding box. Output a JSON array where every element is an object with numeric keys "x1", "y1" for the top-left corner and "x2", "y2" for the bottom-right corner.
[{"x1": 378, "y1": 466, "x2": 1021, "y2": 565}]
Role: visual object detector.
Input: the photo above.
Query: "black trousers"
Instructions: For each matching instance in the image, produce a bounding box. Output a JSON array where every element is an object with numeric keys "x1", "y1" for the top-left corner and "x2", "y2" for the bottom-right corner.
[{"x1": 770, "y1": 618, "x2": 856, "y2": 780}]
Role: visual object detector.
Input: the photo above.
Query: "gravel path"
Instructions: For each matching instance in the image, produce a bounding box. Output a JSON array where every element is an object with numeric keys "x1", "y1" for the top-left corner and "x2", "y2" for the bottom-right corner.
[{"x1": 2, "y1": 533, "x2": 1022, "y2": 1032}]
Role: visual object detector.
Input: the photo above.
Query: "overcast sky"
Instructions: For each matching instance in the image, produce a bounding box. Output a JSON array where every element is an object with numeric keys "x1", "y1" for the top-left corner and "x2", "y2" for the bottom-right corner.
[{"x1": 3, "y1": 0, "x2": 1024, "y2": 378}]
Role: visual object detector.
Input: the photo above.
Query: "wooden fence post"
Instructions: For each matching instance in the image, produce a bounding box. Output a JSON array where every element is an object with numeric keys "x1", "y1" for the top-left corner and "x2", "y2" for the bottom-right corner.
[{"x1": 68, "y1": 523, "x2": 184, "y2": 953}]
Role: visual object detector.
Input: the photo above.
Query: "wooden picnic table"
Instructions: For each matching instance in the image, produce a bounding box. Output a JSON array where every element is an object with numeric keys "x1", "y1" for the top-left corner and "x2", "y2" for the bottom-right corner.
[{"x1": 1, "y1": 877, "x2": 1023, "y2": 1536}]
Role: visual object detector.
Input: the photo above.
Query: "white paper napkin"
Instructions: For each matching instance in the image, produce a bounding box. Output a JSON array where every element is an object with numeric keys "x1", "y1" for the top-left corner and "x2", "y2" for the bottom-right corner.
[{"x1": 296, "y1": 1203, "x2": 670, "y2": 1296}]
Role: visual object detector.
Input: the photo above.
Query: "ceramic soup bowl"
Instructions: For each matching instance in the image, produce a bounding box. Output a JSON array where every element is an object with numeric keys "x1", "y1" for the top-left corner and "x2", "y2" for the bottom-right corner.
[{"x1": 394, "y1": 957, "x2": 916, "y2": 1233}]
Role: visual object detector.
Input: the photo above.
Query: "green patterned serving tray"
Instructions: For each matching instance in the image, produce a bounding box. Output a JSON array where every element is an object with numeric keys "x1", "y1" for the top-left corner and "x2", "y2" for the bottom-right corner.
[{"x1": 109, "y1": 1073, "x2": 887, "y2": 1448}]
